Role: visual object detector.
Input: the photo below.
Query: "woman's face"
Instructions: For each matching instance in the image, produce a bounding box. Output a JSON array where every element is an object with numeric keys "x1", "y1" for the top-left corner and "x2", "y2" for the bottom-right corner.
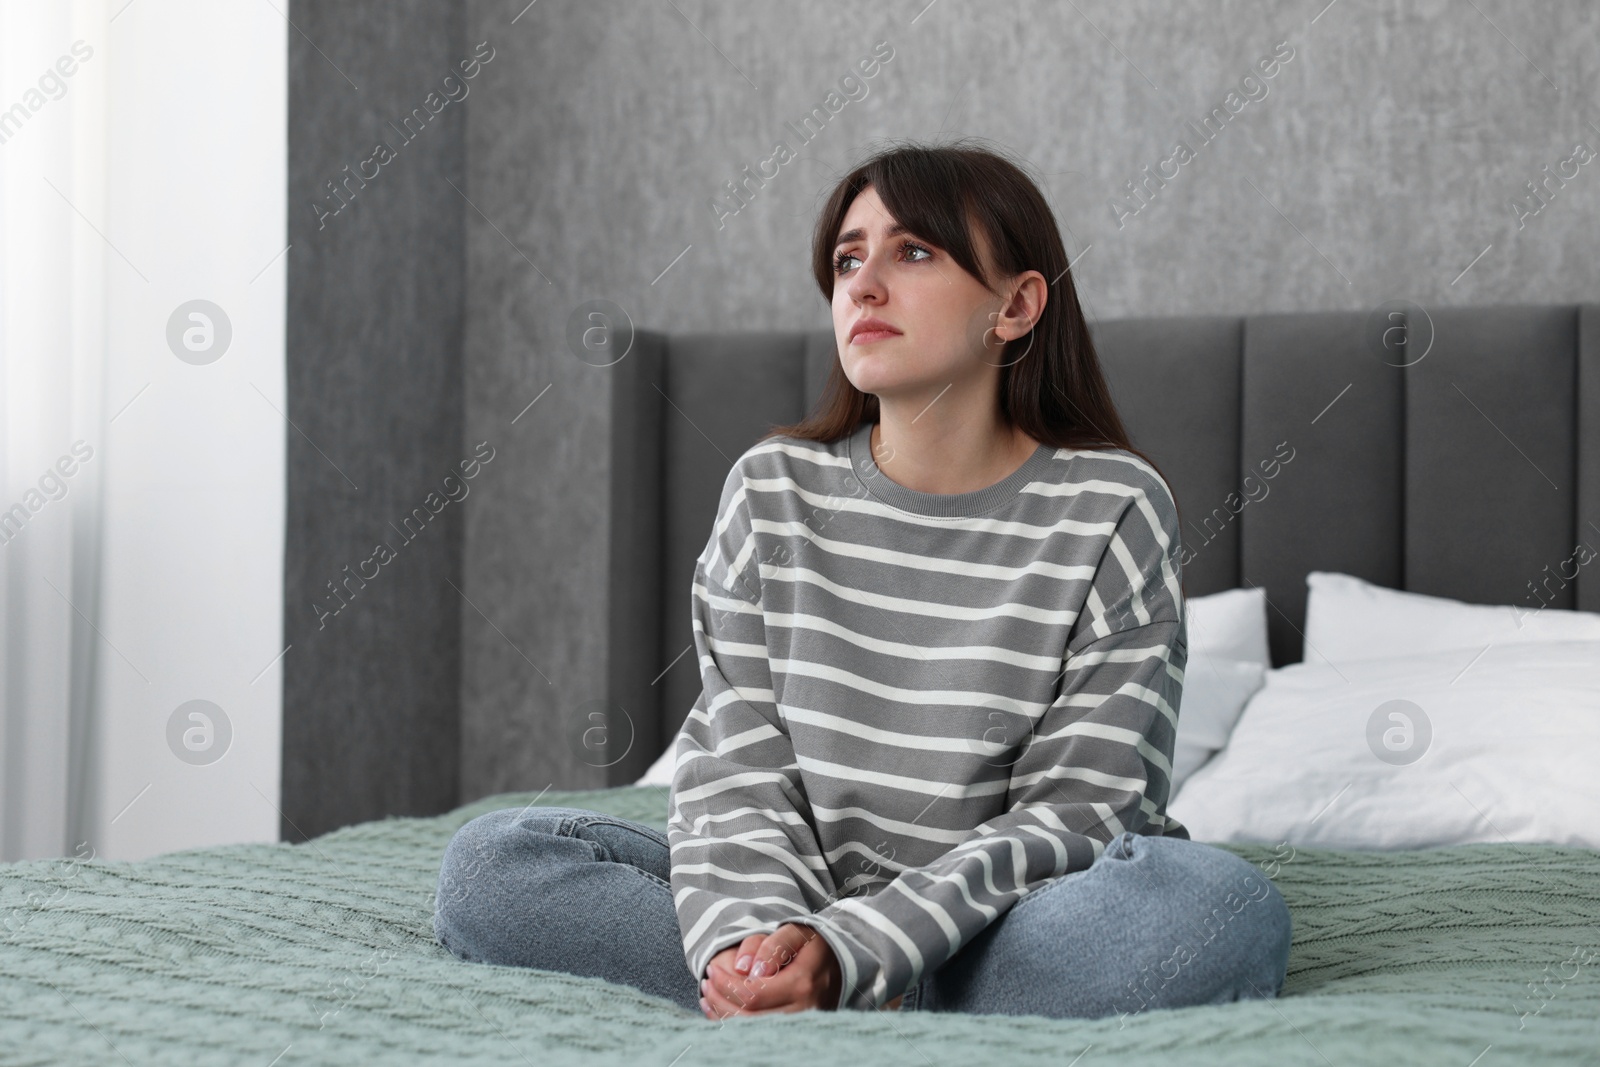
[{"x1": 830, "y1": 185, "x2": 1007, "y2": 407}]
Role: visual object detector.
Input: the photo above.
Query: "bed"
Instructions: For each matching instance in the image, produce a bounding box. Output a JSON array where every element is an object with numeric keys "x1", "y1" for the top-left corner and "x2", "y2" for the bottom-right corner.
[
  {"x1": 5, "y1": 303, "x2": 1599, "y2": 1063},
  {"x1": 2, "y1": 783, "x2": 1597, "y2": 1065}
]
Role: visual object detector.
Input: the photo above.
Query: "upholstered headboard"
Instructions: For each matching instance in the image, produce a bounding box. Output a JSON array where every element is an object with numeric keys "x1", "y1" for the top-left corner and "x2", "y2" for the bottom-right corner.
[{"x1": 605, "y1": 304, "x2": 1600, "y2": 784}]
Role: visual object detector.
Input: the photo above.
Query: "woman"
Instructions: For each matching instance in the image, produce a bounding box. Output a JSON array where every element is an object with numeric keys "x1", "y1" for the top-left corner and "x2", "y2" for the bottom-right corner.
[{"x1": 433, "y1": 140, "x2": 1292, "y2": 1021}]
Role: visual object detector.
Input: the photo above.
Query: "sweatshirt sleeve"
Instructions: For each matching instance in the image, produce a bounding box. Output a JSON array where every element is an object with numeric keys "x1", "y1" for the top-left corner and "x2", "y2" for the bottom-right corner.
[
  {"x1": 668, "y1": 461, "x2": 841, "y2": 984},
  {"x1": 802, "y1": 475, "x2": 1189, "y2": 1010}
]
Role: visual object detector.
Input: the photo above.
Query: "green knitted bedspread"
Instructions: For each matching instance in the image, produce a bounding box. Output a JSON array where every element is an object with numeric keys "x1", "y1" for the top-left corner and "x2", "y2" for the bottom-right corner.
[{"x1": 2, "y1": 784, "x2": 1596, "y2": 1065}]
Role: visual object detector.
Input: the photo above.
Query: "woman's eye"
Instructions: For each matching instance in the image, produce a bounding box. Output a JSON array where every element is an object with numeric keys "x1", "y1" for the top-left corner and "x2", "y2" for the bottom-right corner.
[{"x1": 833, "y1": 240, "x2": 932, "y2": 275}]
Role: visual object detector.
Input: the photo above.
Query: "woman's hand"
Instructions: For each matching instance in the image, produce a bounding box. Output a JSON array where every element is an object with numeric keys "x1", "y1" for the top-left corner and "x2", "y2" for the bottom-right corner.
[{"x1": 699, "y1": 922, "x2": 842, "y2": 1018}]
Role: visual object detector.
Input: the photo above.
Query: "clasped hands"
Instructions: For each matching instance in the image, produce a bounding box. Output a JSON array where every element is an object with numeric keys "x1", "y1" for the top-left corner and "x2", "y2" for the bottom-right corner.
[{"x1": 699, "y1": 922, "x2": 842, "y2": 1018}]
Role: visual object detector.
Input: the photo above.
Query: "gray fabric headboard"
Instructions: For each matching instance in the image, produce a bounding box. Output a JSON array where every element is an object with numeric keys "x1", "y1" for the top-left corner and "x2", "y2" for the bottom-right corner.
[{"x1": 605, "y1": 304, "x2": 1600, "y2": 784}]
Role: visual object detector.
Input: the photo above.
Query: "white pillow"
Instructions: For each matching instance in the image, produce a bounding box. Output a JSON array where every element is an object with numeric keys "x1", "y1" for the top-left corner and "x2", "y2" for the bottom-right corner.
[
  {"x1": 1168, "y1": 640, "x2": 1600, "y2": 850},
  {"x1": 1165, "y1": 587, "x2": 1272, "y2": 797},
  {"x1": 1185, "y1": 586, "x2": 1271, "y2": 670},
  {"x1": 1303, "y1": 570, "x2": 1600, "y2": 665},
  {"x1": 1170, "y1": 656, "x2": 1266, "y2": 797},
  {"x1": 636, "y1": 734, "x2": 678, "y2": 786}
]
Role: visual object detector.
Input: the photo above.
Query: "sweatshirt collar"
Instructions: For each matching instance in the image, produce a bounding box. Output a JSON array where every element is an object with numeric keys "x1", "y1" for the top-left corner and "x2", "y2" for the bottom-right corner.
[{"x1": 847, "y1": 421, "x2": 1058, "y2": 519}]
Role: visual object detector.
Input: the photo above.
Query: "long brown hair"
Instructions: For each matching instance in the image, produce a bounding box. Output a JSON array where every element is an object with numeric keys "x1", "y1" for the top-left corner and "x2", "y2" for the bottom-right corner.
[{"x1": 762, "y1": 138, "x2": 1165, "y2": 487}]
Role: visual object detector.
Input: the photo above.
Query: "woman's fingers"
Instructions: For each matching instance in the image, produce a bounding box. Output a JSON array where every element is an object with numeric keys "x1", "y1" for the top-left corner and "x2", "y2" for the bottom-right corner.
[
  {"x1": 705, "y1": 957, "x2": 808, "y2": 1016},
  {"x1": 750, "y1": 923, "x2": 810, "y2": 978},
  {"x1": 732, "y1": 932, "x2": 768, "y2": 976},
  {"x1": 701, "y1": 924, "x2": 827, "y2": 1018},
  {"x1": 706, "y1": 956, "x2": 767, "y2": 1013},
  {"x1": 701, "y1": 964, "x2": 749, "y2": 1019}
]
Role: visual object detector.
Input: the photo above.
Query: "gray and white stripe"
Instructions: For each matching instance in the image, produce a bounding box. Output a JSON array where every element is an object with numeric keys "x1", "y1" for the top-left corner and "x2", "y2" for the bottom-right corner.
[{"x1": 669, "y1": 426, "x2": 1188, "y2": 1011}]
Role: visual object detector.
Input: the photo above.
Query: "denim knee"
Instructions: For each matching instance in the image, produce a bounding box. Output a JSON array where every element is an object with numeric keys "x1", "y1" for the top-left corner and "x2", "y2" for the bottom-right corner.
[
  {"x1": 1117, "y1": 834, "x2": 1293, "y2": 1002},
  {"x1": 430, "y1": 806, "x2": 694, "y2": 1010},
  {"x1": 907, "y1": 832, "x2": 1290, "y2": 1021},
  {"x1": 432, "y1": 806, "x2": 668, "y2": 953},
  {"x1": 433, "y1": 807, "x2": 598, "y2": 956},
  {"x1": 435, "y1": 811, "x2": 511, "y2": 950},
  {"x1": 1187, "y1": 839, "x2": 1293, "y2": 995},
  {"x1": 1067, "y1": 834, "x2": 1291, "y2": 1009},
  {"x1": 1249, "y1": 864, "x2": 1293, "y2": 996}
]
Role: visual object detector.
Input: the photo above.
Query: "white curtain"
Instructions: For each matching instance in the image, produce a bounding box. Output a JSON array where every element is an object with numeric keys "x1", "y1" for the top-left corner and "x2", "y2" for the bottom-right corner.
[
  {"x1": 0, "y1": 0, "x2": 108, "y2": 862},
  {"x1": 0, "y1": 0, "x2": 287, "y2": 862}
]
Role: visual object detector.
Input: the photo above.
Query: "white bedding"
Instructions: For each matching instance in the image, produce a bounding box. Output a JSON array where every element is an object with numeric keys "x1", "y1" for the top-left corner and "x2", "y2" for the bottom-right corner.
[
  {"x1": 1170, "y1": 638, "x2": 1600, "y2": 849},
  {"x1": 1302, "y1": 569, "x2": 1600, "y2": 664}
]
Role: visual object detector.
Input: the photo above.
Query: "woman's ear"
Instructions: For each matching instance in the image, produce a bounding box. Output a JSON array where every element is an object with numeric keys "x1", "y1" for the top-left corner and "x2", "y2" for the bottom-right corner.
[
  {"x1": 978, "y1": 270, "x2": 1048, "y2": 367},
  {"x1": 996, "y1": 269, "x2": 1049, "y2": 339}
]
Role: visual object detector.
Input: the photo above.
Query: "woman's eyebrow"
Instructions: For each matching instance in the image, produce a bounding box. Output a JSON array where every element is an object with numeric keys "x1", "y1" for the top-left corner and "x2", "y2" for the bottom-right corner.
[{"x1": 834, "y1": 221, "x2": 910, "y2": 250}]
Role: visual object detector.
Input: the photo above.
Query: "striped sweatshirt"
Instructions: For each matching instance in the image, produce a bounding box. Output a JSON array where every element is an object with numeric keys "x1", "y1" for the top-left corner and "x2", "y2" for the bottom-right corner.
[{"x1": 667, "y1": 420, "x2": 1189, "y2": 1011}]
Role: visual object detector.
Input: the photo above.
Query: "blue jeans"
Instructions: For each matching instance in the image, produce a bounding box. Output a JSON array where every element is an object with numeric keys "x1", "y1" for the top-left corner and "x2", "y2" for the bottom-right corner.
[{"x1": 432, "y1": 805, "x2": 1292, "y2": 1020}]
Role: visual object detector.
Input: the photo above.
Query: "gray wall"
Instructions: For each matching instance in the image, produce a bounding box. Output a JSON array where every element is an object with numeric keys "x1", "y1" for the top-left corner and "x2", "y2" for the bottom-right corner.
[
  {"x1": 455, "y1": 0, "x2": 1600, "y2": 804},
  {"x1": 283, "y1": 0, "x2": 1600, "y2": 825},
  {"x1": 284, "y1": 0, "x2": 466, "y2": 839}
]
